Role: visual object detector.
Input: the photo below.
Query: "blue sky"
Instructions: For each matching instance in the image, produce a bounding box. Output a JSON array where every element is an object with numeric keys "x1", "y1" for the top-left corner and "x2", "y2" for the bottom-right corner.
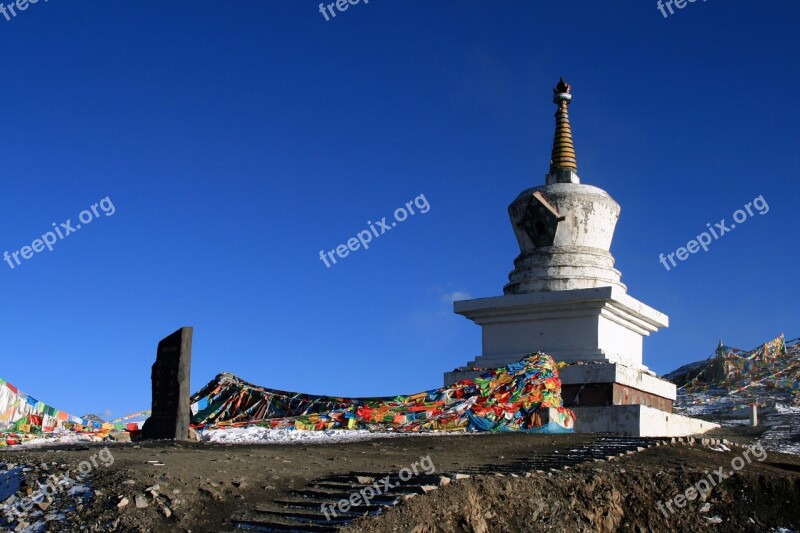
[{"x1": 1, "y1": 1, "x2": 798, "y2": 419}]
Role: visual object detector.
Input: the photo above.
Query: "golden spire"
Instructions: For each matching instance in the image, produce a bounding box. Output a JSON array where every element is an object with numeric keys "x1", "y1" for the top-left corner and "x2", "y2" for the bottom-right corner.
[{"x1": 548, "y1": 78, "x2": 578, "y2": 178}]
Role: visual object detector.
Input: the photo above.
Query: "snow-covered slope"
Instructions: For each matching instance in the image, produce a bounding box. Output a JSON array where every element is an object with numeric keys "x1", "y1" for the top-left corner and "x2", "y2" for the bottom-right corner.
[{"x1": 667, "y1": 335, "x2": 800, "y2": 455}]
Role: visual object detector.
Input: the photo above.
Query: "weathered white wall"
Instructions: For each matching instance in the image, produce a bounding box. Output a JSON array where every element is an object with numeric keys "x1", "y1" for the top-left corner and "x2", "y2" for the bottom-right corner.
[
  {"x1": 571, "y1": 405, "x2": 720, "y2": 437},
  {"x1": 453, "y1": 287, "x2": 668, "y2": 371},
  {"x1": 506, "y1": 183, "x2": 626, "y2": 294}
]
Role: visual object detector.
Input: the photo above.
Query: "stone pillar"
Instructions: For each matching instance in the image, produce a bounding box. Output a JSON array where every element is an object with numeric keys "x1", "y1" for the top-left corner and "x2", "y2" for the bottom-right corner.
[
  {"x1": 750, "y1": 403, "x2": 759, "y2": 427},
  {"x1": 142, "y1": 327, "x2": 193, "y2": 441}
]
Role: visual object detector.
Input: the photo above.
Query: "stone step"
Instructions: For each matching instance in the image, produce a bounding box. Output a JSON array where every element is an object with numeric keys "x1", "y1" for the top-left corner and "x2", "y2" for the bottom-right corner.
[
  {"x1": 290, "y1": 489, "x2": 399, "y2": 505},
  {"x1": 310, "y1": 481, "x2": 427, "y2": 496},
  {"x1": 232, "y1": 516, "x2": 340, "y2": 532},
  {"x1": 272, "y1": 499, "x2": 385, "y2": 514},
  {"x1": 235, "y1": 503, "x2": 387, "y2": 531},
  {"x1": 256, "y1": 508, "x2": 369, "y2": 523}
]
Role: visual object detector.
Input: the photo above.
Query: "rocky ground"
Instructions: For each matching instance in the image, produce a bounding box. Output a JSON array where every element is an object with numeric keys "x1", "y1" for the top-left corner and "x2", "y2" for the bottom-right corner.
[
  {"x1": 345, "y1": 439, "x2": 800, "y2": 533},
  {"x1": 1, "y1": 430, "x2": 799, "y2": 532}
]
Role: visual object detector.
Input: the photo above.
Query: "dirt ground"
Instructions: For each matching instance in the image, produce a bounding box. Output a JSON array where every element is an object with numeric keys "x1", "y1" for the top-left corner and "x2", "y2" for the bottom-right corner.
[
  {"x1": 1, "y1": 432, "x2": 799, "y2": 532},
  {"x1": 345, "y1": 441, "x2": 800, "y2": 533}
]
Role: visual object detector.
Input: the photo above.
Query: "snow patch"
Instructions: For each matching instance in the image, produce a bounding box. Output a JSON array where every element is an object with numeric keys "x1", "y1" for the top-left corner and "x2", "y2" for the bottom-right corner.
[
  {"x1": 774, "y1": 404, "x2": 800, "y2": 415},
  {"x1": 199, "y1": 427, "x2": 471, "y2": 445},
  {"x1": 2, "y1": 434, "x2": 102, "y2": 449}
]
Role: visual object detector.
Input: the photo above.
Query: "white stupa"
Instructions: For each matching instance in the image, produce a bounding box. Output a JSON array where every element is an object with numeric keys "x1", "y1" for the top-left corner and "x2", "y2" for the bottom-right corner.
[{"x1": 446, "y1": 79, "x2": 718, "y2": 437}]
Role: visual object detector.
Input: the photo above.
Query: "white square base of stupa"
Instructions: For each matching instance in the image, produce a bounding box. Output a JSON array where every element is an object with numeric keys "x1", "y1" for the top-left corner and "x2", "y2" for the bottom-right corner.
[
  {"x1": 444, "y1": 286, "x2": 719, "y2": 437},
  {"x1": 450, "y1": 286, "x2": 668, "y2": 372}
]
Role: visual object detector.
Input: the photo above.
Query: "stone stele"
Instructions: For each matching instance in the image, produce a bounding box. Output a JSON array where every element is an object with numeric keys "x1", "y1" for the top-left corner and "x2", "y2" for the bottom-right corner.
[{"x1": 142, "y1": 327, "x2": 193, "y2": 441}]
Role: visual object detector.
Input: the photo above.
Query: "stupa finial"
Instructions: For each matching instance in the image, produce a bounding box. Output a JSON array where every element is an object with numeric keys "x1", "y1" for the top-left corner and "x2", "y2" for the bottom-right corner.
[{"x1": 547, "y1": 78, "x2": 579, "y2": 184}]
